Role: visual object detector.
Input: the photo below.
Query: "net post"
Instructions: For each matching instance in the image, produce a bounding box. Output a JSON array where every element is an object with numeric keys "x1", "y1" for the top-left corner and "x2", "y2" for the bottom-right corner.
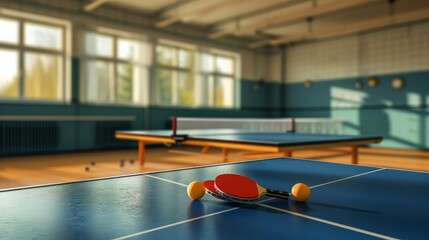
[
  {"x1": 291, "y1": 118, "x2": 295, "y2": 133},
  {"x1": 172, "y1": 116, "x2": 177, "y2": 136}
]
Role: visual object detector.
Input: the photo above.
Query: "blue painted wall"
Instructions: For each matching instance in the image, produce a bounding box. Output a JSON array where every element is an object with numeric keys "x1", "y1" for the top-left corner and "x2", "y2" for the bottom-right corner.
[
  {"x1": 284, "y1": 71, "x2": 429, "y2": 150},
  {"x1": 2, "y1": 56, "x2": 428, "y2": 153}
]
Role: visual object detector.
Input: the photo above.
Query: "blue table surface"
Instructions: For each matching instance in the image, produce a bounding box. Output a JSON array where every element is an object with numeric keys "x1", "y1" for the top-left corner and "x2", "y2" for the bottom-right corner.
[
  {"x1": 117, "y1": 129, "x2": 382, "y2": 146},
  {"x1": 1, "y1": 158, "x2": 428, "y2": 240}
]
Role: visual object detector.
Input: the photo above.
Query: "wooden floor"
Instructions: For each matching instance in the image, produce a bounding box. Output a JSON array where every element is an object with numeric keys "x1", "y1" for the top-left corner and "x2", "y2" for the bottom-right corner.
[{"x1": 1, "y1": 146, "x2": 428, "y2": 190}]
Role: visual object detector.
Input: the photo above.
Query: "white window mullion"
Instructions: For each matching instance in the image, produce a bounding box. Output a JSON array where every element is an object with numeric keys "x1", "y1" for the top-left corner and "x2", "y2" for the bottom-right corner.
[
  {"x1": 18, "y1": 20, "x2": 24, "y2": 99},
  {"x1": 60, "y1": 25, "x2": 66, "y2": 102},
  {"x1": 112, "y1": 36, "x2": 117, "y2": 103},
  {"x1": 172, "y1": 71, "x2": 178, "y2": 105},
  {"x1": 172, "y1": 48, "x2": 178, "y2": 105},
  {"x1": 211, "y1": 55, "x2": 217, "y2": 107}
]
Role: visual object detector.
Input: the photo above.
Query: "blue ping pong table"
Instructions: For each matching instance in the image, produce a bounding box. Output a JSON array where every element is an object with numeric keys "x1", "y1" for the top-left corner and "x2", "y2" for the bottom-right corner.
[
  {"x1": 116, "y1": 129, "x2": 383, "y2": 165},
  {"x1": 1, "y1": 157, "x2": 428, "y2": 239}
]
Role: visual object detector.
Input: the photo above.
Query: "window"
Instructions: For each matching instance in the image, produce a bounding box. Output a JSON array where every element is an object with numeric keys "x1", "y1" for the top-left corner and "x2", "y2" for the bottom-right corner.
[
  {"x1": 198, "y1": 53, "x2": 236, "y2": 108},
  {"x1": 0, "y1": 14, "x2": 70, "y2": 102},
  {"x1": 154, "y1": 42, "x2": 239, "y2": 108},
  {"x1": 0, "y1": 49, "x2": 19, "y2": 98},
  {"x1": 82, "y1": 31, "x2": 149, "y2": 105},
  {"x1": 155, "y1": 45, "x2": 195, "y2": 106}
]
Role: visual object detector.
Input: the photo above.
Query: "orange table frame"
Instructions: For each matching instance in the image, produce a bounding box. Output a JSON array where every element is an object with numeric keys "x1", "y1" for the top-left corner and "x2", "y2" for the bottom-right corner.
[{"x1": 115, "y1": 133, "x2": 382, "y2": 166}]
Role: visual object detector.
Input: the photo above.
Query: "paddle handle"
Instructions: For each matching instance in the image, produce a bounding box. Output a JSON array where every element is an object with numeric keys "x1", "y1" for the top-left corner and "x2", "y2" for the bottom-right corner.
[{"x1": 266, "y1": 189, "x2": 290, "y2": 200}]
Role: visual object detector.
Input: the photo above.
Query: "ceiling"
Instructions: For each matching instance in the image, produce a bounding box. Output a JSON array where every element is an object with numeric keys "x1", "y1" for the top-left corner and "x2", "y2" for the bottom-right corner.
[{"x1": 82, "y1": 0, "x2": 429, "y2": 48}]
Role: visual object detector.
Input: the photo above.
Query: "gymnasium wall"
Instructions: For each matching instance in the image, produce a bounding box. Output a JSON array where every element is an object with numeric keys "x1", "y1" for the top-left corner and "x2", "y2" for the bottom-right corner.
[
  {"x1": 0, "y1": 0, "x2": 275, "y2": 155},
  {"x1": 282, "y1": 22, "x2": 429, "y2": 150},
  {"x1": 2, "y1": 0, "x2": 428, "y2": 154}
]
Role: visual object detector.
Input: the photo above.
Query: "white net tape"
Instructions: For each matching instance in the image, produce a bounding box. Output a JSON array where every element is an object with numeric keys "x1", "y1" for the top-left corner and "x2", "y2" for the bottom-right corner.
[{"x1": 176, "y1": 118, "x2": 342, "y2": 134}]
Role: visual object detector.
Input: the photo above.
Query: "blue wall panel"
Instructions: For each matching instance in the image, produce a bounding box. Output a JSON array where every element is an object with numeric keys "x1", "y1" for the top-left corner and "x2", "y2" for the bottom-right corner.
[
  {"x1": 284, "y1": 71, "x2": 429, "y2": 150},
  {"x1": 285, "y1": 71, "x2": 429, "y2": 109},
  {"x1": 2, "y1": 54, "x2": 428, "y2": 153},
  {"x1": 241, "y1": 79, "x2": 281, "y2": 111}
]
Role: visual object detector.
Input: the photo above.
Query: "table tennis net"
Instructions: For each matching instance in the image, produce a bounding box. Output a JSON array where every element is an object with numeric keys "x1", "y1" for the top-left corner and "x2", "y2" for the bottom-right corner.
[{"x1": 176, "y1": 118, "x2": 342, "y2": 134}]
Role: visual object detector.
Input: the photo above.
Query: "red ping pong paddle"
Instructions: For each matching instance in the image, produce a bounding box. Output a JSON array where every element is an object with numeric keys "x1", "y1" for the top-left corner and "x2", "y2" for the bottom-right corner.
[
  {"x1": 214, "y1": 174, "x2": 290, "y2": 202},
  {"x1": 202, "y1": 180, "x2": 227, "y2": 201}
]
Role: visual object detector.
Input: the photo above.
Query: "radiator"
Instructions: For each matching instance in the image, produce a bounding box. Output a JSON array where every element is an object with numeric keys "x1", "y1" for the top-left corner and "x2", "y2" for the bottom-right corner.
[
  {"x1": 0, "y1": 121, "x2": 59, "y2": 154},
  {"x1": 0, "y1": 115, "x2": 135, "y2": 155}
]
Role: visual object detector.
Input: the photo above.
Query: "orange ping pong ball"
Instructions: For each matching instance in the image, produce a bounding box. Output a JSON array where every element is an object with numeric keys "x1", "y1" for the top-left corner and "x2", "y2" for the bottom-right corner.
[
  {"x1": 291, "y1": 183, "x2": 311, "y2": 202},
  {"x1": 187, "y1": 181, "x2": 205, "y2": 200}
]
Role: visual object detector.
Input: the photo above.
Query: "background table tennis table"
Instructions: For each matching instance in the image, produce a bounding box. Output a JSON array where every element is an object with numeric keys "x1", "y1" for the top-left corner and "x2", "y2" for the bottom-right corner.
[
  {"x1": 1, "y1": 157, "x2": 428, "y2": 239},
  {"x1": 115, "y1": 129, "x2": 382, "y2": 165}
]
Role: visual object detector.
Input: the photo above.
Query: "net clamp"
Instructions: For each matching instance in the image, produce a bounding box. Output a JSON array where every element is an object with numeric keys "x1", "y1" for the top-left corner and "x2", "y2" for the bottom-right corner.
[{"x1": 171, "y1": 134, "x2": 188, "y2": 144}]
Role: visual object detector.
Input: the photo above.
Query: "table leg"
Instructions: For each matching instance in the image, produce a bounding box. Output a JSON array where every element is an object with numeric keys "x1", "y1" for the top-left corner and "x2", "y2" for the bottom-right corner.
[
  {"x1": 283, "y1": 151, "x2": 292, "y2": 157},
  {"x1": 138, "y1": 141, "x2": 145, "y2": 166},
  {"x1": 351, "y1": 145, "x2": 358, "y2": 164},
  {"x1": 222, "y1": 148, "x2": 228, "y2": 158},
  {"x1": 201, "y1": 146, "x2": 210, "y2": 154}
]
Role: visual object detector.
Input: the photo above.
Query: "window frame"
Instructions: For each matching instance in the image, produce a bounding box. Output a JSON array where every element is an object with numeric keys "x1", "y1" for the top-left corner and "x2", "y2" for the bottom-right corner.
[
  {"x1": 0, "y1": 9, "x2": 71, "y2": 103},
  {"x1": 154, "y1": 43, "x2": 197, "y2": 107},
  {"x1": 81, "y1": 28, "x2": 151, "y2": 106},
  {"x1": 197, "y1": 51, "x2": 239, "y2": 108},
  {"x1": 153, "y1": 40, "x2": 241, "y2": 109}
]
